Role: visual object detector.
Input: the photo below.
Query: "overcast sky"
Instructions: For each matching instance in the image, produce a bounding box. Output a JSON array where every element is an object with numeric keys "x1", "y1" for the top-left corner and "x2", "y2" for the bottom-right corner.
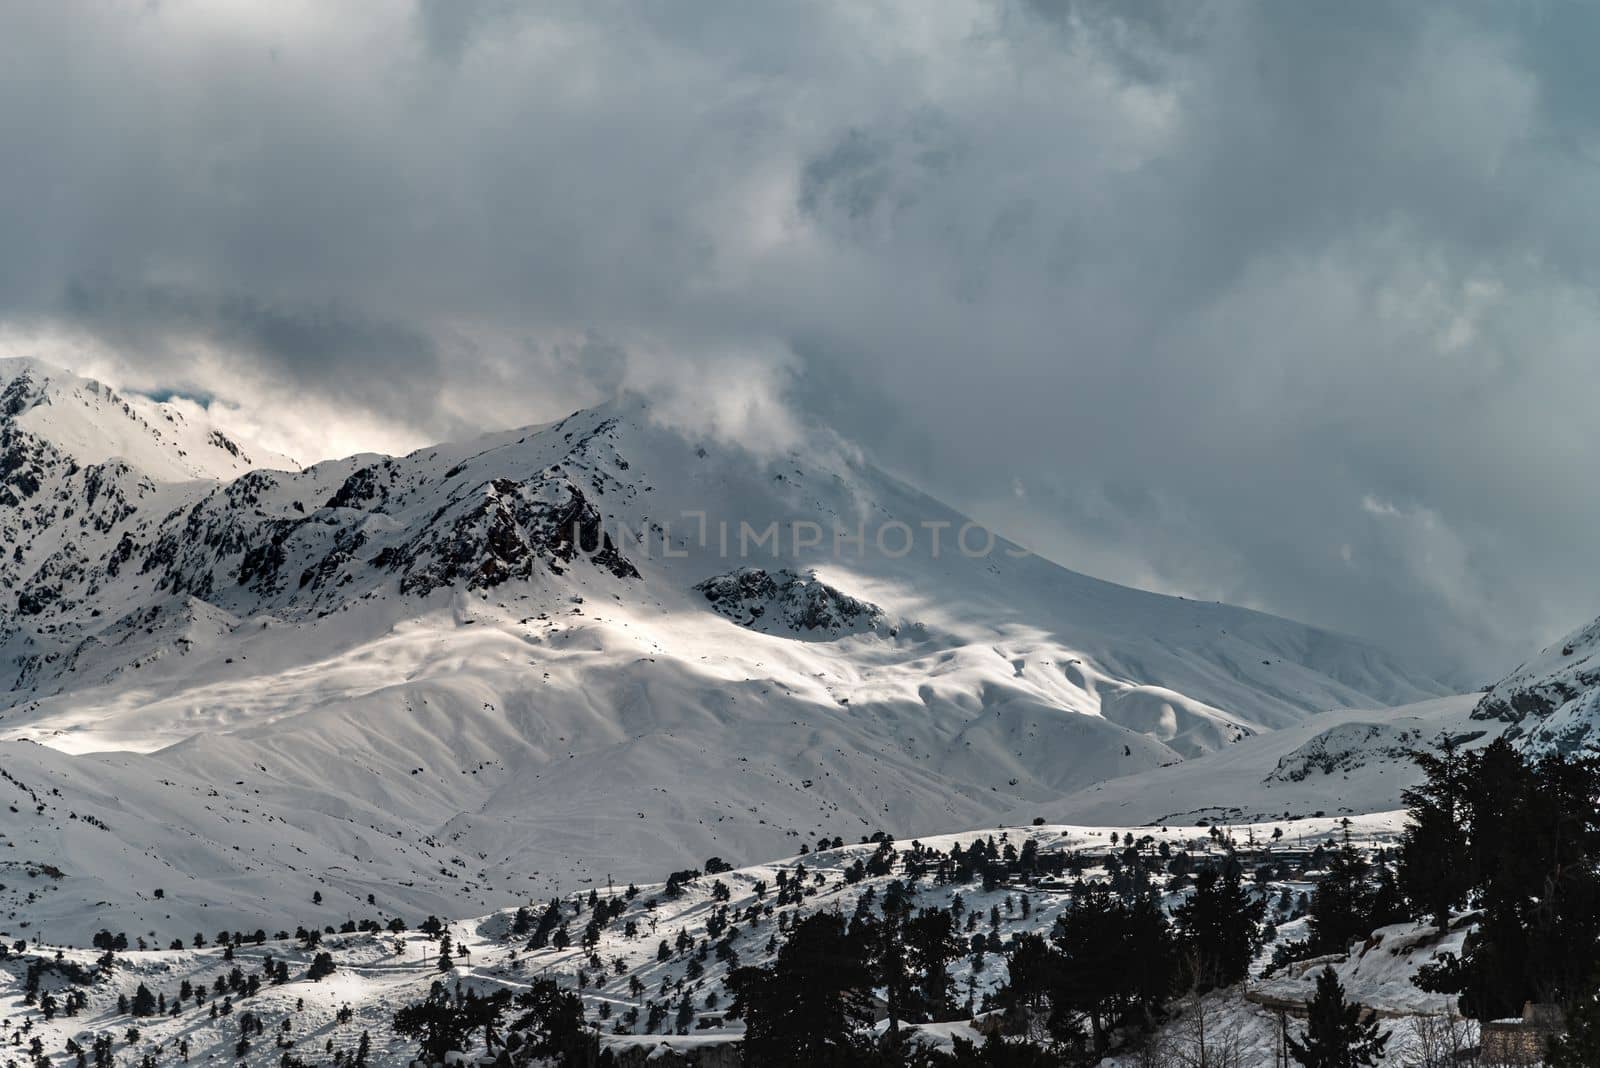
[{"x1": 3, "y1": 0, "x2": 1598, "y2": 681}]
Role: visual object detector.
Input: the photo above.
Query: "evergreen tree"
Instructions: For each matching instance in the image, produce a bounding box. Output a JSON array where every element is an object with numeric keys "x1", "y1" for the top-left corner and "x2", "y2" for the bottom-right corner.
[
  {"x1": 728, "y1": 912, "x2": 875, "y2": 1067},
  {"x1": 1412, "y1": 740, "x2": 1600, "y2": 1021},
  {"x1": 393, "y1": 983, "x2": 475, "y2": 1064},
  {"x1": 1173, "y1": 863, "x2": 1264, "y2": 990},
  {"x1": 997, "y1": 933, "x2": 1056, "y2": 1024},
  {"x1": 864, "y1": 883, "x2": 913, "y2": 1056},
  {"x1": 905, "y1": 907, "x2": 964, "y2": 1020},
  {"x1": 459, "y1": 988, "x2": 511, "y2": 1052},
  {"x1": 1306, "y1": 841, "x2": 1373, "y2": 956},
  {"x1": 507, "y1": 979, "x2": 592, "y2": 1065},
  {"x1": 1287, "y1": 967, "x2": 1389, "y2": 1068},
  {"x1": 1397, "y1": 739, "x2": 1472, "y2": 932},
  {"x1": 1051, "y1": 883, "x2": 1179, "y2": 1052}
]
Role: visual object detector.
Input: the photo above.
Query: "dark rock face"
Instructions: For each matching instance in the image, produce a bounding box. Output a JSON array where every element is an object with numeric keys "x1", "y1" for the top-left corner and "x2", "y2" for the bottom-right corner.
[
  {"x1": 0, "y1": 368, "x2": 43, "y2": 418},
  {"x1": 206, "y1": 429, "x2": 249, "y2": 463},
  {"x1": 394, "y1": 476, "x2": 639, "y2": 595},
  {"x1": 695, "y1": 567, "x2": 882, "y2": 638},
  {"x1": 1474, "y1": 680, "x2": 1586, "y2": 725},
  {"x1": 326, "y1": 464, "x2": 393, "y2": 512},
  {"x1": 128, "y1": 471, "x2": 641, "y2": 612},
  {"x1": 0, "y1": 425, "x2": 58, "y2": 506}
]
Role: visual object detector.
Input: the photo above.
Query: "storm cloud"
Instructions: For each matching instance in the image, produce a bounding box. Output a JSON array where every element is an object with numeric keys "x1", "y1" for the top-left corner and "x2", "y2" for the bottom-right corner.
[{"x1": 2, "y1": 0, "x2": 1597, "y2": 679}]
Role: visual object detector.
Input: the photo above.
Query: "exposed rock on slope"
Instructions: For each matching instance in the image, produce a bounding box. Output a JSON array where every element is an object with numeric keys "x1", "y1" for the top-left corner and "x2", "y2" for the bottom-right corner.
[
  {"x1": 694, "y1": 567, "x2": 884, "y2": 638},
  {"x1": 1472, "y1": 614, "x2": 1600, "y2": 751},
  {"x1": 1265, "y1": 722, "x2": 1426, "y2": 784}
]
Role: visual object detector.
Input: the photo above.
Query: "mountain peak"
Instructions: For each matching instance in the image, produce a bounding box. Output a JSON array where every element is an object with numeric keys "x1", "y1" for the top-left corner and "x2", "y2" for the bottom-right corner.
[{"x1": 0, "y1": 357, "x2": 295, "y2": 483}]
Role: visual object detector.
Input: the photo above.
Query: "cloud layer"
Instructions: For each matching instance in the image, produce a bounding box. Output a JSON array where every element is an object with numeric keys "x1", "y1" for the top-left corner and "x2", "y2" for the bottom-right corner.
[{"x1": 3, "y1": 0, "x2": 1598, "y2": 679}]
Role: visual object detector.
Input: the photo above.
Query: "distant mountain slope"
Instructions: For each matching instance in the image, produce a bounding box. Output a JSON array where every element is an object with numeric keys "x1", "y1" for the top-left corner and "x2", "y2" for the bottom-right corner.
[
  {"x1": 1471, "y1": 613, "x2": 1600, "y2": 751},
  {"x1": 0, "y1": 359, "x2": 1455, "y2": 938},
  {"x1": 1020, "y1": 694, "x2": 1492, "y2": 829},
  {"x1": 0, "y1": 356, "x2": 294, "y2": 483}
]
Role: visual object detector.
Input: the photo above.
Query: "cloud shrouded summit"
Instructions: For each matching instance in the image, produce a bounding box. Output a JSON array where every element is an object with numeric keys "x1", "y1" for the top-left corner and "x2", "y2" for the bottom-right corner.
[{"x1": 0, "y1": 0, "x2": 1595, "y2": 679}]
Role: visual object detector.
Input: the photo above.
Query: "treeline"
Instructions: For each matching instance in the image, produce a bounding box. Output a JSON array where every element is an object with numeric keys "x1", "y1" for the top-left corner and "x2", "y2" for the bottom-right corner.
[
  {"x1": 725, "y1": 862, "x2": 1270, "y2": 1067},
  {"x1": 137, "y1": 736, "x2": 1594, "y2": 1067},
  {"x1": 384, "y1": 825, "x2": 1404, "y2": 1065}
]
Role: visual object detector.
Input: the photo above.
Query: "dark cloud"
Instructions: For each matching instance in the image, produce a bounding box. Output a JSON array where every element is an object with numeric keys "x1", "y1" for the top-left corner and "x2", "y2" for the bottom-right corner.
[
  {"x1": 63, "y1": 280, "x2": 441, "y2": 411},
  {"x1": 413, "y1": 0, "x2": 526, "y2": 64},
  {"x1": 0, "y1": 0, "x2": 1596, "y2": 679}
]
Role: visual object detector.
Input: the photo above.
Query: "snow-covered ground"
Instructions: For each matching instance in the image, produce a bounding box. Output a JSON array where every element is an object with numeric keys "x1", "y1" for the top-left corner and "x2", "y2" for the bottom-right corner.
[
  {"x1": 1033, "y1": 693, "x2": 1501, "y2": 828},
  {"x1": 1, "y1": 818, "x2": 1471, "y2": 1068}
]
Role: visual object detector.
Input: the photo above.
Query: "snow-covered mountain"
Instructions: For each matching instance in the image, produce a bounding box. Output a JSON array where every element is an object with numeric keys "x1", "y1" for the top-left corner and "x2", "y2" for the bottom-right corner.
[
  {"x1": 0, "y1": 358, "x2": 1456, "y2": 942},
  {"x1": 1470, "y1": 612, "x2": 1600, "y2": 751}
]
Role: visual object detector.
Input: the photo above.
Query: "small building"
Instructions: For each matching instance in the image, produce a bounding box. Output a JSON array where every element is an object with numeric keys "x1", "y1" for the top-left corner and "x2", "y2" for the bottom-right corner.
[{"x1": 1479, "y1": 1002, "x2": 1563, "y2": 1065}]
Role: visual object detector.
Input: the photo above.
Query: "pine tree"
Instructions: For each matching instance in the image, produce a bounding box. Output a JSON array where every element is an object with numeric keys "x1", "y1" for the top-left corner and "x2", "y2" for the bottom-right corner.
[
  {"x1": 508, "y1": 979, "x2": 592, "y2": 1063},
  {"x1": 393, "y1": 983, "x2": 473, "y2": 1064},
  {"x1": 728, "y1": 912, "x2": 874, "y2": 1067},
  {"x1": 905, "y1": 906, "x2": 963, "y2": 1020},
  {"x1": 1398, "y1": 738, "x2": 1472, "y2": 933},
  {"x1": 1306, "y1": 839, "x2": 1373, "y2": 956},
  {"x1": 1287, "y1": 967, "x2": 1390, "y2": 1068},
  {"x1": 436, "y1": 935, "x2": 455, "y2": 973},
  {"x1": 1173, "y1": 862, "x2": 1264, "y2": 991},
  {"x1": 1049, "y1": 882, "x2": 1178, "y2": 1052}
]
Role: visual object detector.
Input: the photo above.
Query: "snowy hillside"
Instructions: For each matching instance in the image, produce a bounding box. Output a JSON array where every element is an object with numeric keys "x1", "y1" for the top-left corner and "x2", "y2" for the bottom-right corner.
[
  {"x1": 0, "y1": 817, "x2": 1471, "y2": 1068},
  {"x1": 1035, "y1": 694, "x2": 1497, "y2": 829},
  {"x1": 0, "y1": 359, "x2": 1457, "y2": 942},
  {"x1": 1470, "y1": 612, "x2": 1600, "y2": 752},
  {"x1": 0, "y1": 357, "x2": 296, "y2": 485}
]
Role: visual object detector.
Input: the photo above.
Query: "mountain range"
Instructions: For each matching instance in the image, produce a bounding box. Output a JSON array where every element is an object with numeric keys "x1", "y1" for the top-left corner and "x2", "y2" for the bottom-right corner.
[{"x1": 0, "y1": 356, "x2": 1544, "y2": 946}]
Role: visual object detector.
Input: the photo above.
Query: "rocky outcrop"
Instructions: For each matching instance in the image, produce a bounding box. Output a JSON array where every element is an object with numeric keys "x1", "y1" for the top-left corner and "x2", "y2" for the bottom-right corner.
[
  {"x1": 1266, "y1": 722, "x2": 1424, "y2": 783},
  {"x1": 1472, "y1": 615, "x2": 1600, "y2": 751},
  {"x1": 695, "y1": 568, "x2": 883, "y2": 638},
  {"x1": 605, "y1": 1039, "x2": 741, "y2": 1068},
  {"x1": 0, "y1": 367, "x2": 649, "y2": 698}
]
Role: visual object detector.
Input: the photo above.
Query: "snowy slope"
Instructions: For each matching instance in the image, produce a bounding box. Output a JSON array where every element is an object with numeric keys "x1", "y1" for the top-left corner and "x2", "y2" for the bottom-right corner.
[
  {"x1": 0, "y1": 356, "x2": 295, "y2": 482},
  {"x1": 1471, "y1": 612, "x2": 1600, "y2": 751},
  {"x1": 0, "y1": 360, "x2": 1457, "y2": 942},
  {"x1": 0, "y1": 817, "x2": 1468, "y2": 1068},
  {"x1": 1030, "y1": 694, "x2": 1496, "y2": 828}
]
